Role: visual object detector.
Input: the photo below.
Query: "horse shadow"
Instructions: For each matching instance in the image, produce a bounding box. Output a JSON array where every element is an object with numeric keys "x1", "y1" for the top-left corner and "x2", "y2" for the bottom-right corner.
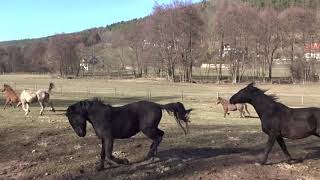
[{"x1": 68, "y1": 146, "x2": 262, "y2": 180}]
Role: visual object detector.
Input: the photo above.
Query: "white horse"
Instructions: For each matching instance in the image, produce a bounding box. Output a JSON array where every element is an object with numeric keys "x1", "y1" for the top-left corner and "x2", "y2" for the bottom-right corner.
[{"x1": 19, "y1": 83, "x2": 55, "y2": 116}]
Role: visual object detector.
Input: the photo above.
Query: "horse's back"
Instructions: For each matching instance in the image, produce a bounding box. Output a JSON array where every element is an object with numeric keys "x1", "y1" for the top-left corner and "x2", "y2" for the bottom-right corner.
[
  {"x1": 279, "y1": 107, "x2": 320, "y2": 138},
  {"x1": 36, "y1": 89, "x2": 49, "y2": 101},
  {"x1": 110, "y1": 101, "x2": 162, "y2": 138},
  {"x1": 227, "y1": 104, "x2": 238, "y2": 111},
  {"x1": 20, "y1": 89, "x2": 37, "y2": 103}
]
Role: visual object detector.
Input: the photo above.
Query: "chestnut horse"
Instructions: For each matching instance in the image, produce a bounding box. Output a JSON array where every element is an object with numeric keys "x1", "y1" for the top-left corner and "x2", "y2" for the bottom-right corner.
[
  {"x1": 1, "y1": 84, "x2": 20, "y2": 109},
  {"x1": 216, "y1": 97, "x2": 250, "y2": 118},
  {"x1": 20, "y1": 82, "x2": 55, "y2": 116}
]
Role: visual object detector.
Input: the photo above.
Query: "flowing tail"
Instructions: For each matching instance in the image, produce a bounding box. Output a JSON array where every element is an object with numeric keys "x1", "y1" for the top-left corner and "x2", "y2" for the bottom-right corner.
[
  {"x1": 244, "y1": 104, "x2": 250, "y2": 115},
  {"x1": 48, "y1": 82, "x2": 55, "y2": 93},
  {"x1": 160, "y1": 102, "x2": 193, "y2": 135}
]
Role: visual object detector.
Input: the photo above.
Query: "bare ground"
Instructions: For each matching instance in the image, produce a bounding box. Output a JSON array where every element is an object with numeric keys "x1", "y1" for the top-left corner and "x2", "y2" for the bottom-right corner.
[{"x1": 1, "y1": 75, "x2": 320, "y2": 180}]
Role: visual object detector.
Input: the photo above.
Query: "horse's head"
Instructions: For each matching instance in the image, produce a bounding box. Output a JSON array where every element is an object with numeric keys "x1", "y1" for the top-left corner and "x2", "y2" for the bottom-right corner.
[
  {"x1": 66, "y1": 102, "x2": 88, "y2": 137},
  {"x1": 2, "y1": 84, "x2": 8, "y2": 92},
  {"x1": 230, "y1": 82, "x2": 258, "y2": 104},
  {"x1": 216, "y1": 97, "x2": 222, "y2": 104}
]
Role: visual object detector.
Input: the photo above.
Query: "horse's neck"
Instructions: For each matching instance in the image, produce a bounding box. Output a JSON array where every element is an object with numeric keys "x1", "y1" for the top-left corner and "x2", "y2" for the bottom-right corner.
[
  {"x1": 249, "y1": 94, "x2": 279, "y2": 118},
  {"x1": 220, "y1": 99, "x2": 229, "y2": 105}
]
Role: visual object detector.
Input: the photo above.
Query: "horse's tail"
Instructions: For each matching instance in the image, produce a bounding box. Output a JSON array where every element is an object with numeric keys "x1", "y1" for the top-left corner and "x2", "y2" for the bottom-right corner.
[
  {"x1": 48, "y1": 82, "x2": 55, "y2": 93},
  {"x1": 160, "y1": 102, "x2": 193, "y2": 135},
  {"x1": 244, "y1": 104, "x2": 250, "y2": 115}
]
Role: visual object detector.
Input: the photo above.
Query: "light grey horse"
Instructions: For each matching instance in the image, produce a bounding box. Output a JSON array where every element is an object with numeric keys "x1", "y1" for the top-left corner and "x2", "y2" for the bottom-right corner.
[{"x1": 19, "y1": 83, "x2": 55, "y2": 116}]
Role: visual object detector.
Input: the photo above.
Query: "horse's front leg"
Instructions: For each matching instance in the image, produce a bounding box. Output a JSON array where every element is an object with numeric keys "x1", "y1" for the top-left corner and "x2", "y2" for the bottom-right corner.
[
  {"x1": 260, "y1": 134, "x2": 277, "y2": 165},
  {"x1": 239, "y1": 110, "x2": 244, "y2": 118},
  {"x1": 3, "y1": 99, "x2": 9, "y2": 109},
  {"x1": 224, "y1": 110, "x2": 227, "y2": 118},
  {"x1": 97, "y1": 139, "x2": 106, "y2": 171},
  {"x1": 96, "y1": 136, "x2": 120, "y2": 171}
]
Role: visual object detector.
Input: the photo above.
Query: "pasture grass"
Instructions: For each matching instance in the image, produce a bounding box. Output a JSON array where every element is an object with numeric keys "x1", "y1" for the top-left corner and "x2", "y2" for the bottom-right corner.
[{"x1": 1, "y1": 74, "x2": 320, "y2": 179}]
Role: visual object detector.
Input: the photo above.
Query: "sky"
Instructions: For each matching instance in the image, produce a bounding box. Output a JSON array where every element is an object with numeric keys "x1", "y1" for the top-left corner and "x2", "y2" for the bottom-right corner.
[{"x1": 0, "y1": 0, "x2": 201, "y2": 42}]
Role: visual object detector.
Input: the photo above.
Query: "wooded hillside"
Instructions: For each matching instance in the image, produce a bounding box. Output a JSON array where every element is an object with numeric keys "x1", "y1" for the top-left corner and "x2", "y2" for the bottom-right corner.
[{"x1": 0, "y1": 0, "x2": 319, "y2": 83}]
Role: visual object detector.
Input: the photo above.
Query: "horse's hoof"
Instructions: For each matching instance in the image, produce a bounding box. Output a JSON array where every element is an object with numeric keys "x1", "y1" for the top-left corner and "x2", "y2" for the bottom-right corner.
[
  {"x1": 257, "y1": 161, "x2": 267, "y2": 166},
  {"x1": 121, "y1": 158, "x2": 129, "y2": 165},
  {"x1": 287, "y1": 158, "x2": 303, "y2": 164},
  {"x1": 95, "y1": 166, "x2": 104, "y2": 171},
  {"x1": 254, "y1": 162, "x2": 262, "y2": 166}
]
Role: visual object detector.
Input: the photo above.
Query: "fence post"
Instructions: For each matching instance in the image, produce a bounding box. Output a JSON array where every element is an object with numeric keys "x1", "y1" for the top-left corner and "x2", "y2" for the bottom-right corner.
[
  {"x1": 181, "y1": 90, "x2": 184, "y2": 101},
  {"x1": 301, "y1": 95, "x2": 304, "y2": 105},
  {"x1": 114, "y1": 88, "x2": 117, "y2": 97},
  {"x1": 14, "y1": 82, "x2": 16, "y2": 91},
  {"x1": 217, "y1": 91, "x2": 219, "y2": 98}
]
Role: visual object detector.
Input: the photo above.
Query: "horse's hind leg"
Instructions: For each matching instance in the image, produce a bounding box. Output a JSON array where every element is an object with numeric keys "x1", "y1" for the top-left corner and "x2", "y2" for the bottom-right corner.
[
  {"x1": 39, "y1": 102, "x2": 45, "y2": 115},
  {"x1": 142, "y1": 128, "x2": 164, "y2": 159},
  {"x1": 23, "y1": 103, "x2": 30, "y2": 116},
  {"x1": 277, "y1": 137, "x2": 302, "y2": 164},
  {"x1": 276, "y1": 137, "x2": 293, "y2": 162},
  {"x1": 48, "y1": 101, "x2": 55, "y2": 112}
]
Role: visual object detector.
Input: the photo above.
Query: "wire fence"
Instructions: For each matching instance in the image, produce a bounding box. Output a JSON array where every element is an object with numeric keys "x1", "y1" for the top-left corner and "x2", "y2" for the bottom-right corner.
[{"x1": 3, "y1": 81, "x2": 320, "y2": 107}]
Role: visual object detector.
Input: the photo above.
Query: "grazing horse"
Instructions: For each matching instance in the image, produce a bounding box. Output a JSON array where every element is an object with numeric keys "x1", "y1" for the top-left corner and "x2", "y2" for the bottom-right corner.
[
  {"x1": 230, "y1": 82, "x2": 320, "y2": 165},
  {"x1": 216, "y1": 97, "x2": 250, "y2": 118},
  {"x1": 66, "y1": 99, "x2": 193, "y2": 171},
  {"x1": 1, "y1": 84, "x2": 20, "y2": 109},
  {"x1": 19, "y1": 82, "x2": 55, "y2": 116}
]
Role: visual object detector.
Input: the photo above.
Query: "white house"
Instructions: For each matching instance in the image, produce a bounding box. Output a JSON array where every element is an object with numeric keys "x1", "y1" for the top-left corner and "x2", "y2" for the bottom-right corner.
[{"x1": 304, "y1": 43, "x2": 320, "y2": 61}]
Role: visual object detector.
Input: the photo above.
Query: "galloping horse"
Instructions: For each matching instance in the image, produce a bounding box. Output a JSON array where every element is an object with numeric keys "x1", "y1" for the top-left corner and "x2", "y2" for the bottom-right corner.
[
  {"x1": 230, "y1": 83, "x2": 320, "y2": 165},
  {"x1": 66, "y1": 99, "x2": 193, "y2": 170},
  {"x1": 20, "y1": 82, "x2": 55, "y2": 116},
  {"x1": 1, "y1": 84, "x2": 20, "y2": 109},
  {"x1": 216, "y1": 97, "x2": 250, "y2": 118}
]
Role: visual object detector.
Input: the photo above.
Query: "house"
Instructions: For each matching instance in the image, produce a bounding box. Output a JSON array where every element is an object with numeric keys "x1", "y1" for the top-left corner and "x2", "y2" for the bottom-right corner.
[
  {"x1": 80, "y1": 56, "x2": 99, "y2": 71},
  {"x1": 200, "y1": 63, "x2": 229, "y2": 69},
  {"x1": 304, "y1": 43, "x2": 320, "y2": 61}
]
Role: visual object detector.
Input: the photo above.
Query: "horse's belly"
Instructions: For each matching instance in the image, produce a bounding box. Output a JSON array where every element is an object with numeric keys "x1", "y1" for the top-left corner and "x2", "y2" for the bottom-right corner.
[
  {"x1": 228, "y1": 105, "x2": 237, "y2": 111},
  {"x1": 113, "y1": 128, "x2": 140, "y2": 139},
  {"x1": 112, "y1": 122, "x2": 140, "y2": 139}
]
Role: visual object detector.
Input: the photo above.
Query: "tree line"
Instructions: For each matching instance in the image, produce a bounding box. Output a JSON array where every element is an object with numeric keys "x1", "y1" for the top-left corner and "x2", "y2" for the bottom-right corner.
[{"x1": 0, "y1": 0, "x2": 319, "y2": 83}]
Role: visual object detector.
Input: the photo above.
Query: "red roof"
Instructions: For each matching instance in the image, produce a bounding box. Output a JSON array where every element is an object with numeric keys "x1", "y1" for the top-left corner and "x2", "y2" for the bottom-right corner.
[{"x1": 305, "y1": 43, "x2": 320, "y2": 52}]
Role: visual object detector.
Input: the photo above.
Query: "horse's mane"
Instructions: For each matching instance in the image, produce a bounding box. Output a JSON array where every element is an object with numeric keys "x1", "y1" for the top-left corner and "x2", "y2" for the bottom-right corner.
[
  {"x1": 67, "y1": 97, "x2": 109, "y2": 115},
  {"x1": 254, "y1": 87, "x2": 279, "y2": 102},
  {"x1": 3, "y1": 84, "x2": 14, "y2": 92}
]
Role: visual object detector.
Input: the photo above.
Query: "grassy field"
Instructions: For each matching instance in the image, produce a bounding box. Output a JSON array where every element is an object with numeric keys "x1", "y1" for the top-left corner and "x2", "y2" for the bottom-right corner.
[{"x1": 1, "y1": 74, "x2": 320, "y2": 179}]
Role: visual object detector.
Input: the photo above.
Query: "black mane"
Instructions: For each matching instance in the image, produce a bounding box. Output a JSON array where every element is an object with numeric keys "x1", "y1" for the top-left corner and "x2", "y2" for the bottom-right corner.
[
  {"x1": 66, "y1": 97, "x2": 109, "y2": 116},
  {"x1": 253, "y1": 86, "x2": 279, "y2": 102}
]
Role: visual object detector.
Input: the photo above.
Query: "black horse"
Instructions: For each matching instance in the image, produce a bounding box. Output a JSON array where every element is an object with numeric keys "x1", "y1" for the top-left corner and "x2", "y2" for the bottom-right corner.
[
  {"x1": 66, "y1": 98, "x2": 192, "y2": 170},
  {"x1": 230, "y1": 83, "x2": 320, "y2": 165}
]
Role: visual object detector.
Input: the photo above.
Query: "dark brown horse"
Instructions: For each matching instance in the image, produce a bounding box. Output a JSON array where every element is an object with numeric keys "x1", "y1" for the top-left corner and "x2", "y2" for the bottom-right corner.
[
  {"x1": 230, "y1": 83, "x2": 320, "y2": 165},
  {"x1": 216, "y1": 97, "x2": 250, "y2": 118},
  {"x1": 1, "y1": 84, "x2": 20, "y2": 109}
]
